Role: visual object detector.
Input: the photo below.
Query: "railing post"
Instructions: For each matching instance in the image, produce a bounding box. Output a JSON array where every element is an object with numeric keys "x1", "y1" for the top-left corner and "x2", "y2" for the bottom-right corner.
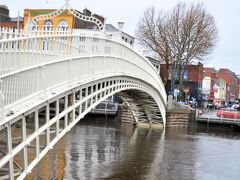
[
  {"x1": 40, "y1": 66, "x2": 47, "y2": 98},
  {"x1": 56, "y1": 99, "x2": 59, "y2": 137},
  {"x1": 46, "y1": 103, "x2": 50, "y2": 146},
  {"x1": 0, "y1": 79, "x2": 4, "y2": 122},
  {"x1": 35, "y1": 109, "x2": 40, "y2": 159},
  {"x1": 7, "y1": 123, "x2": 14, "y2": 180},
  {"x1": 22, "y1": 116, "x2": 28, "y2": 170},
  {"x1": 79, "y1": 90, "x2": 82, "y2": 115},
  {"x1": 72, "y1": 92, "x2": 76, "y2": 121},
  {"x1": 64, "y1": 95, "x2": 68, "y2": 128}
]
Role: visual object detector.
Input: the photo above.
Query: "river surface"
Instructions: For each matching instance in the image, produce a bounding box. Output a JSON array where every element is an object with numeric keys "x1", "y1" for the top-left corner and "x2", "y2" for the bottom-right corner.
[{"x1": 26, "y1": 116, "x2": 240, "y2": 180}]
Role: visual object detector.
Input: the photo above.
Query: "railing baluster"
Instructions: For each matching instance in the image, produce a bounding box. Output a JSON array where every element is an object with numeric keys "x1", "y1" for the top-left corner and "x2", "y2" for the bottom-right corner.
[
  {"x1": 22, "y1": 116, "x2": 28, "y2": 170},
  {"x1": 7, "y1": 123, "x2": 14, "y2": 180}
]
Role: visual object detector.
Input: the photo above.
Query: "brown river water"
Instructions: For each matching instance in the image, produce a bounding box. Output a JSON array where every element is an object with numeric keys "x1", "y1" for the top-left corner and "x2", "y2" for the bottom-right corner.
[{"x1": 25, "y1": 116, "x2": 240, "y2": 180}]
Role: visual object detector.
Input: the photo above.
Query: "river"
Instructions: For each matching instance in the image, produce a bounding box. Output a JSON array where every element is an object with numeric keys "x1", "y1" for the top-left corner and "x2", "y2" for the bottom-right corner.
[{"x1": 26, "y1": 115, "x2": 240, "y2": 180}]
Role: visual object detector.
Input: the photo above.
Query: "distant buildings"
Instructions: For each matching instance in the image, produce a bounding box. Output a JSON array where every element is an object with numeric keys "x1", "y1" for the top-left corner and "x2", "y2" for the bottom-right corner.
[
  {"x1": 105, "y1": 23, "x2": 134, "y2": 45},
  {"x1": 149, "y1": 60, "x2": 204, "y2": 103},
  {"x1": 147, "y1": 56, "x2": 240, "y2": 106},
  {"x1": 23, "y1": 8, "x2": 104, "y2": 30},
  {"x1": 0, "y1": 5, "x2": 23, "y2": 29},
  {"x1": 218, "y1": 68, "x2": 239, "y2": 101},
  {"x1": 23, "y1": 8, "x2": 134, "y2": 45},
  {"x1": 202, "y1": 68, "x2": 240, "y2": 104},
  {"x1": 0, "y1": 4, "x2": 134, "y2": 45}
]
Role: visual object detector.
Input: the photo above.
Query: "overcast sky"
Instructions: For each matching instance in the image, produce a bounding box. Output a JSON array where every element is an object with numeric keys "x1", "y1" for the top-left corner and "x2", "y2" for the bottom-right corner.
[{"x1": 1, "y1": 0, "x2": 240, "y2": 75}]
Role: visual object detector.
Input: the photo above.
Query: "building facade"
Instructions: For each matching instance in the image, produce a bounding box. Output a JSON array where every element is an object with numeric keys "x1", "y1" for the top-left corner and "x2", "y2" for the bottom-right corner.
[
  {"x1": 23, "y1": 8, "x2": 134, "y2": 45},
  {"x1": 214, "y1": 78, "x2": 227, "y2": 101},
  {"x1": 202, "y1": 67, "x2": 240, "y2": 104},
  {"x1": 105, "y1": 23, "x2": 135, "y2": 45},
  {"x1": 147, "y1": 59, "x2": 204, "y2": 103},
  {"x1": 217, "y1": 68, "x2": 239, "y2": 102},
  {"x1": 23, "y1": 8, "x2": 104, "y2": 30}
]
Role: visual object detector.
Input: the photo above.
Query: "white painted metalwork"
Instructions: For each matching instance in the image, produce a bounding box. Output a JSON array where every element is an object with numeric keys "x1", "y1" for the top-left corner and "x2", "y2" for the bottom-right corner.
[{"x1": 0, "y1": 27, "x2": 167, "y2": 179}]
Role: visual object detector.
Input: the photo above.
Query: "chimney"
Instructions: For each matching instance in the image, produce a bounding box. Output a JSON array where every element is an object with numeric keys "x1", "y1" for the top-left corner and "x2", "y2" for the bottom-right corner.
[
  {"x1": 83, "y1": 8, "x2": 91, "y2": 16},
  {"x1": 117, "y1": 20, "x2": 124, "y2": 31}
]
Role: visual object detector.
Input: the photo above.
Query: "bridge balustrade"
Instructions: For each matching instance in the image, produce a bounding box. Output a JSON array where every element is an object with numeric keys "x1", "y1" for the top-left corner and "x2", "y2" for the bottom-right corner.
[{"x1": 0, "y1": 28, "x2": 166, "y2": 114}]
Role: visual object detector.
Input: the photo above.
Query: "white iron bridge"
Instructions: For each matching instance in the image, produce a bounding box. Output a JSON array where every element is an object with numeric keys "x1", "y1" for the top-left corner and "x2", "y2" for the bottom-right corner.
[{"x1": 0, "y1": 28, "x2": 167, "y2": 179}]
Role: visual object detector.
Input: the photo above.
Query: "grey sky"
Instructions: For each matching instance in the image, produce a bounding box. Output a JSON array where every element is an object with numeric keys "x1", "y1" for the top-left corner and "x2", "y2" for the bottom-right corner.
[{"x1": 1, "y1": 0, "x2": 240, "y2": 75}]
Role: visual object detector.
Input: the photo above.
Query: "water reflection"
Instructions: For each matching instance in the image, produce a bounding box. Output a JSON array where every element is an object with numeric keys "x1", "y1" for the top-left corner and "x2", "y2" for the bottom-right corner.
[{"x1": 26, "y1": 117, "x2": 240, "y2": 180}]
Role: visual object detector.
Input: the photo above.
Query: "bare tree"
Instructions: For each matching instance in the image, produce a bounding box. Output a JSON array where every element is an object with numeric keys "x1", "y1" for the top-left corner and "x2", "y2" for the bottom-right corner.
[{"x1": 136, "y1": 3, "x2": 218, "y2": 88}]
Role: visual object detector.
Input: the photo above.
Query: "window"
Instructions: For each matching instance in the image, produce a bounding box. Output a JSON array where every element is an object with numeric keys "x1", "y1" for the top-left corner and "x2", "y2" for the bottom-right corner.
[
  {"x1": 43, "y1": 19, "x2": 53, "y2": 31},
  {"x1": 31, "y1": 21, "x2": 38, "y2": 31},
  {"x1": 58, "y1": 20, "x2": 68, "y2": 31}
]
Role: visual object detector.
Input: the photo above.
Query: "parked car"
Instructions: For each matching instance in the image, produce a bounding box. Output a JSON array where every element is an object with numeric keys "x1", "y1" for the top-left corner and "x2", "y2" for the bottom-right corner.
[{"x1": 216, "y1": 108, "x2": 240, "y2": 119}]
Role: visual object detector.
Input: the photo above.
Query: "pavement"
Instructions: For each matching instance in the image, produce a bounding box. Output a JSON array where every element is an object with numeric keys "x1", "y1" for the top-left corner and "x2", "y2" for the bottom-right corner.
[{"x1": 198, "y1": 109, "x2": 218, "y2": 118}]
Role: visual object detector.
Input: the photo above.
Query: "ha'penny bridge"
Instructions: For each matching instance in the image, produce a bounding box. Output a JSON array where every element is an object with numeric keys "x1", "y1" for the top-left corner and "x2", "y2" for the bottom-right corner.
[{"x1": 0, "y1": 1, "x2": 167, "y2": 179}]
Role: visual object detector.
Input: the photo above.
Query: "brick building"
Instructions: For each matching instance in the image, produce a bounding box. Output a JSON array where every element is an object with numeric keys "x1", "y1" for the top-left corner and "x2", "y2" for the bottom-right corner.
[
  {"x1": 202, "y1": 67, "x2": 217, "y2": 95},
  {"x1": 217, "y1": 68, "x2": 239, "y2": 102},
  {"x1": 202, "y1": 67, "x2": 239, "y2": 104},
  {"x1": 202, "y1": 68, "x2": 227, "y2": 107},
  {"x1": 182, "y1": 62, "x2": 203, "y2": 103},
  {"x1": 147, "y1": 58, "x2": 204, "y2": 103}
]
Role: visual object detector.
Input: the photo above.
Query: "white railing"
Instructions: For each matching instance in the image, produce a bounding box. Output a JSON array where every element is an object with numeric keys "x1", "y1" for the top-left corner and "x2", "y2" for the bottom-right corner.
[
  {"x1": 0, "y1": 28, "x2": 130, "y2": 77},
  {"x1": 0, "y1": 28, "x2": 166, "y2": 110},
  {"x1": 0, "y1": 27, "x2": 105, "y2": 40}
]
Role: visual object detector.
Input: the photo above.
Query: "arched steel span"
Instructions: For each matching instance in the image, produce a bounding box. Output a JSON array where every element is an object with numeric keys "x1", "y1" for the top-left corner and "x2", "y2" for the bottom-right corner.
[
  {"x1": 0, "y1": 30, "x2": 167, "y2": 125},
  {"x1": 0, "y1": 29, "x2": 167, "y2": 179}
]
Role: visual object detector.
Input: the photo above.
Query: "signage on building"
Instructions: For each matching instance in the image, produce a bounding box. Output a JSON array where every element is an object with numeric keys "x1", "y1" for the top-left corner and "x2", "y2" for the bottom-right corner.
[
  {"x1": 202, "y1": 77, "x2": 211, "y2": 94},
  {"x1": 183, "y1": 70, "x2": 189, "y2": 81}
]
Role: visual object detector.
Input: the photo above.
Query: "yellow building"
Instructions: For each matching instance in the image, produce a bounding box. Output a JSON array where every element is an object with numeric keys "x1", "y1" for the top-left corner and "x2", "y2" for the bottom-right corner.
[{"x1": 23, "y1": 8, "x2": 104, "y2": 30}]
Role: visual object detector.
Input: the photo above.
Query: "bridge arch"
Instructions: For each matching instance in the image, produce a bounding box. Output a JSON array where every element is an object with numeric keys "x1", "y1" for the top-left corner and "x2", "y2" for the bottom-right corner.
[
  {"x1": 0, "y1": 75, "x2": 165, "y2": 179},
  {"x1": 0, "y1": 29, "x2": 167, "y2": 179}
]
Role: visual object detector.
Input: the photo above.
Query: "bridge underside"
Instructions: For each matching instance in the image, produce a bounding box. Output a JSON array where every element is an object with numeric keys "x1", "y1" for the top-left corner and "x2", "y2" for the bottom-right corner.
[{"x1": 118, "y1": 90, "x2": 163, "y2": 126}]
